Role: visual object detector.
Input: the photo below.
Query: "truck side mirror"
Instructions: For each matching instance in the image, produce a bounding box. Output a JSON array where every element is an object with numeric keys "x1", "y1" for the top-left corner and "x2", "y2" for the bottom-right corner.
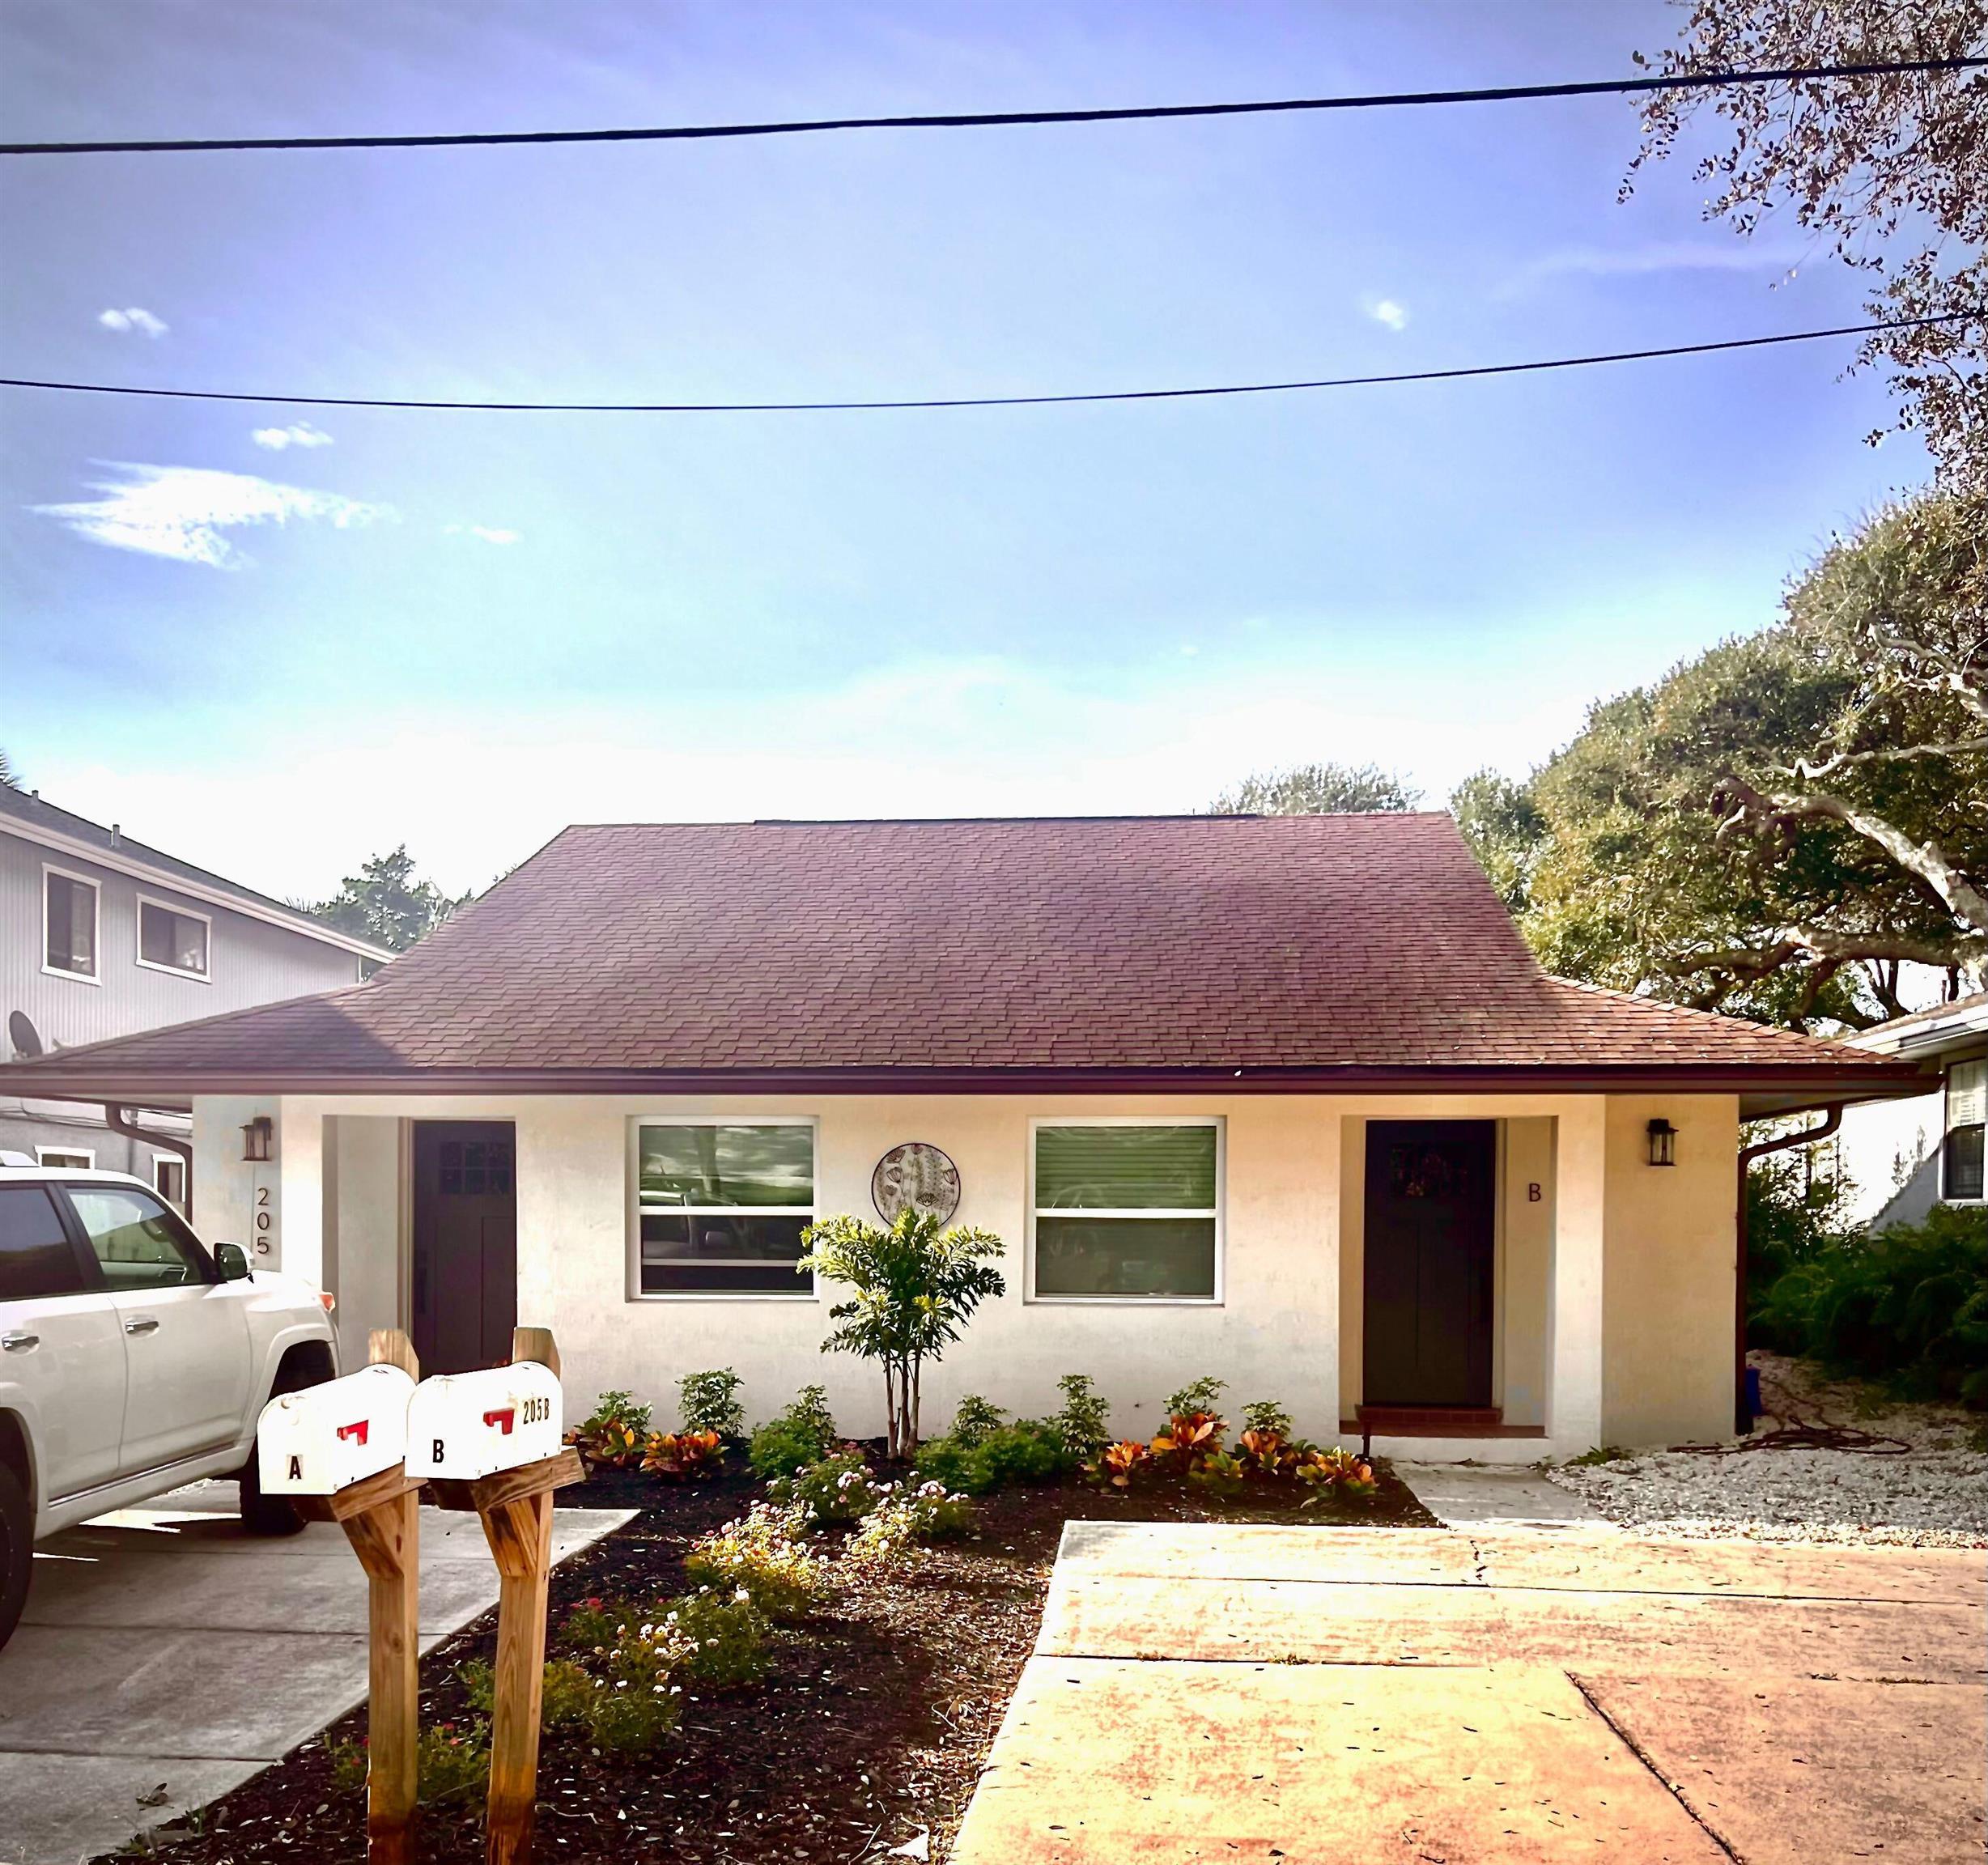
[{"x1": 215, "y1": 1241, "x2": 253, "y2": 1282}]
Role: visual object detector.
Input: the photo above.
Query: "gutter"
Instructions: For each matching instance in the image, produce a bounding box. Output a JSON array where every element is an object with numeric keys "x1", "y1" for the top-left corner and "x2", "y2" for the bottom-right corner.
[
  {"x1": 1734, "y1": 1107, "x2": 1843, "y2": 1436},
  {"x1": 104, "y1": 1102, "x2": 195, "y2": 1209}
]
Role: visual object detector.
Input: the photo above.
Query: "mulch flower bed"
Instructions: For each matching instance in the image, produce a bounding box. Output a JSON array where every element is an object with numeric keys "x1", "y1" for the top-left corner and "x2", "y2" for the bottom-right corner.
[{"x1": 111, "y1": 1455, "x2": 1433, "y2": 1865}]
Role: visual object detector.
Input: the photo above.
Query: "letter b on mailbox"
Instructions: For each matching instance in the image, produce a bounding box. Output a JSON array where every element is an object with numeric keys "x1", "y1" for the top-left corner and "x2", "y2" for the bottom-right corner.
[{"x1": 406, "y1": 1363, "x2": 562, "y2": 1481}]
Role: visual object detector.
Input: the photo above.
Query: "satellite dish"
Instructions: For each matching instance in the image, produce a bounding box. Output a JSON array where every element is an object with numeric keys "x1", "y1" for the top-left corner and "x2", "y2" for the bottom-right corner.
[{"x1": 8, "y1": 1012, "x2": 44, "y2": 1060}]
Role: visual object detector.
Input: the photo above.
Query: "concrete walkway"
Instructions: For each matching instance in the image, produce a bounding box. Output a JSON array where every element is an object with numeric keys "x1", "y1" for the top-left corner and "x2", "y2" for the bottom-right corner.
[
  {"x1": 1395, "y1": 1460, "x2": 1608, "y2": 1528},
  {"x1": 952, "y1": 1520, "x2": 1986, "y2": 1863},
  {"x1": 0, "y1": 1481, "x2": 630, "y2": 1865}
]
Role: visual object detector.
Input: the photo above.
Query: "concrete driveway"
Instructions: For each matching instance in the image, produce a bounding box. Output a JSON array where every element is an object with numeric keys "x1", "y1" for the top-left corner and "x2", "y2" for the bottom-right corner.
[
  {"x1": 953, "y1": 1521, "x2": 1986, "y2": 1863},
  {"x1": 0, "y1": 1482, "x2": 629, "y2": 1865}
]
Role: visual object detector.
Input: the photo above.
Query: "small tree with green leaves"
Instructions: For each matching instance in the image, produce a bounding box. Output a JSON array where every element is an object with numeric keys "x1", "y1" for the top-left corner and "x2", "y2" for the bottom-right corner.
[{"x1": 796, "y1": 1208, "x2": 1005, "y2": 1460}]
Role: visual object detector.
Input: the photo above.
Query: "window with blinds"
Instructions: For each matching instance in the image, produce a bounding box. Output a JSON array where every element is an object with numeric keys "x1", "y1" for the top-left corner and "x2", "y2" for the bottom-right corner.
[
  {"x1": 1031, "y1": 1120, "x2": 1221, "y2": 1300},
  {"x1": 632, "y1": 1121, "x2": 817, "y2": 1295},
  {"x1": 1945, "y1": 1060, "x2": 1986, "y2": 1203}
]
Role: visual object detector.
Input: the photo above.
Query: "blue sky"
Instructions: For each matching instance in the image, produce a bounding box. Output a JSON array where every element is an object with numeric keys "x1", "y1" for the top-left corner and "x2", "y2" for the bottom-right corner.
[{"x1": 0, "y1": 0, "x2": 1931, "y2": 899}]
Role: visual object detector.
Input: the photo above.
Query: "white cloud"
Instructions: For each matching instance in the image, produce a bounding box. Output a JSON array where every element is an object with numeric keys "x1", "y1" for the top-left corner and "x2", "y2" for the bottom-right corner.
[
  {"x1": 252, "y1": 421, "x2": 335, "y2": 452},
  {"x1": 1499, "y1": 240, "x2": 1805, "y2": 297},
  {"x1": 97, "y1": 307, "x2": 168, "y2": 338},
  {"x1": 1366, "y1": 298, "x2": 1409, "y2": 333},
  {"x1": 31, "y1": 463, "x2": 395, "y2": 569},
  {"x1": 445, "y1": 523, "x2": 521, "y2": 546}
]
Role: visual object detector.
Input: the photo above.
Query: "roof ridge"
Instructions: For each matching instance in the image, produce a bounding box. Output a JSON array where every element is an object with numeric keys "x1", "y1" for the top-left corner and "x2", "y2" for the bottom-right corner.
[{"x1": 554, "y1": 811, "x2": 1461, "y2": 828}]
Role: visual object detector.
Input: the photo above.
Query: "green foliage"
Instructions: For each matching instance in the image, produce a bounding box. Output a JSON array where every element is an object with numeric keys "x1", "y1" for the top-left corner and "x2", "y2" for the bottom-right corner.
[
  {"x1": 843, "y1": 1480, "x2": 978, "y2": 1567},
  {"x1": 329, "y1": 1722, "x2": 491, "y2": 1803},
  {"x1": 912, "y1": 1420, "x2": 1069, "y2": 1493},
  {"x1": 1162, "y1": 1376, "x2": 1227, "y2": 1423},
  {"x1": 768, "y1": 1451, "x2": 886, "y2": 1528},
  {"x1": 1755, "y1": 1204, "x2": 1988, "y2": 1405},
  {"x1": 677, "y1": 1368, "x2": 746, "y2": 1439},
  {"x1": 1050, "y1": 1373, "x2": 1112, "y2": 1464},
  {"x1": 1186, "y1": 1447, "x2": 1247, "y2": 1499},
  {"x1": 1452, "y1": 491, "x2": 1988, "y2": 1030},
  {"x1": 948, "y1": 1394, "x2": 1008, "y2": 1447},
  {"x1": 747, "y1": 1385, "x2": 840, "y2": 1479},
  {"x1": 310, "y1": 845, "x2": 471, "y2": 954},
  {"x1": 1208, "y1": 761, "x2": 1423, "y2": 815},
  {"x1": 656, "y1": 1588, "x2": 771, "y2": 1689},
  {"x1": 684, "y1": 1503, "x2": 822, "y2": 1621},
  {"x1": 798, "y1": 1208, "x2": 1007, "y2": 1459},
  {"x1": 1238, "y1": 1398, "x2": 1293, "y2": 1439},
  {"x1": 568, "y1": 1389, "x2": 652, "y2": 1468},
  {"x1": 1744, "y1": 1137, "x2": 1858, "y2": 1336}
]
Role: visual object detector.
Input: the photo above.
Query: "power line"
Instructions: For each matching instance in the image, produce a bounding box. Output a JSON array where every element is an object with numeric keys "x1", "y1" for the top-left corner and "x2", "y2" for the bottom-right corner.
[
  {"x1": 3, "y1": 57, "x2": 1982, "y2": 156},
  {"x1": 0, "y1": 315, "x2": 1961, "y2": 416}
]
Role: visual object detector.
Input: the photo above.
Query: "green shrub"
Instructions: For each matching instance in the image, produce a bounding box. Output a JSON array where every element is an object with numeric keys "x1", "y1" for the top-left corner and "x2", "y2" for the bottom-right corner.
[
  {"x1": 329, "y1": 1722, "x2": 493, "y2": 1803},
  {"x1": 658, "y1": 1587, "x2": 770, "y2": 1688},
  {"x1": 1745, "y1": 1141, "x2": 1859, "y2": 1340},
  {"x1": 768, "y1": 1451, "x2": 884, "y2": 1528},
  {"x1": 1756, "y1": 1203, "x2": 1988, "y2": 1404},
  {"x1": 1239, "y1": 1398, "x2": 1293, "y2": 1439},
  {"x1": 684, "y1": 1502, "x2": 822, "y2": 1621},
  {"x1": 948, "y1": 1394, "x2": 1007, "y2": 1447},
  {"x1": 462, "y1": 1656, "x2": 595, "y2": 1731},
  {"x1": 1163, "y1": 1375, "x2": 1226, "y2": 1421},
  {"x1": 912, "y1": 1419, "x2": 1068, "y2": 1494},
  {"x1": 559, "y1": 1596, "x2": 633, "y2": 1653},
  {"x1": 568, "y1": 1387, "x2": 653, "y2": 1468},
  {"x1": 678, "y1": 1368, "x2": 746, "y2": 1439},
  {"x1": 843, "y1": 1480, "x2": 976, "y2": 1567},
  {"x1": 1050, "y1": 1374, "x2": 1111, "y2": 1464},
  {"x1": 748, "y1": 1385, "x2": 839, "y2": 1479}
]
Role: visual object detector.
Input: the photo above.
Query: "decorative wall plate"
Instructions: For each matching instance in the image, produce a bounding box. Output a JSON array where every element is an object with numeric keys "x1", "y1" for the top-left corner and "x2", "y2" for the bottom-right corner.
[{"x1": 871, "y1": 1141, "x2": 962, "y2": 1225}]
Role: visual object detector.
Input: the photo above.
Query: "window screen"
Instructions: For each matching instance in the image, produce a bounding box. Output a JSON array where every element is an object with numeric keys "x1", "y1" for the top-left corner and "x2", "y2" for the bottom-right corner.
[
  {"x1": 1947, "y1": 1060, "x2": 1986, "y2": 1203},
  {"x1": 635, "y1": 1124, "x2": 814, "y2": 1294},
  {"x1": 1033, "y1": 1123, "x2": 1220, "y2": 1299}
]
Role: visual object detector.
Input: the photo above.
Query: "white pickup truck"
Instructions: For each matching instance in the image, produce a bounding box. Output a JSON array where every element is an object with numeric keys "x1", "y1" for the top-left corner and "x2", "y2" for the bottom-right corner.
[{"x1": 0, "y1": 1161, "x2": 340, "y2": 1649}]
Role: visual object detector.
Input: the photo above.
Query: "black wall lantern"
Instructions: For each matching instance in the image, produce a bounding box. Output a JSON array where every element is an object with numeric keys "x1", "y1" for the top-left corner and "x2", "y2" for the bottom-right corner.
[
  {"x1": 240, "y1": 1115, "x2": 274, "y2": 1163},
  {"x1": 1646, "y1": 1117, "x2": 1677, "y2": 1167}
]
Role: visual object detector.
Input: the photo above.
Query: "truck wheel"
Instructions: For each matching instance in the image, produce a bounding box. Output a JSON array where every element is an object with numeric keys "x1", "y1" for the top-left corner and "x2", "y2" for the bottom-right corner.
[
  {"x1": 0, "y1": 1463, "x2": 31, "y2": 1652},
  {"x1": 239, "y1": 1355, "x2": 329, "y2": 1537}
]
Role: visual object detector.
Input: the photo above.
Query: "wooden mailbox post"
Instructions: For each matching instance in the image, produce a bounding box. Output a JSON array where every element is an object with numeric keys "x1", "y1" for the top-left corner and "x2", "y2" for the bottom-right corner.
[
  {"x1": 420, "y1": 1325, "x2": 583, "y2": 1865},
  {"x1": 282, "y1": 1329, "x2": 425, "y2": 1865}
]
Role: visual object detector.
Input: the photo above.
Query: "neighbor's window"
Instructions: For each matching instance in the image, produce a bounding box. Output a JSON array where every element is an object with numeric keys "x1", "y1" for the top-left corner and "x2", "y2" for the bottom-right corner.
[
  {"x1": 35, "y1": 1148, "x2": 94, "y2": 1170},
  {"x1": 1945, "y1": 1059, "x2": 1986, "y2": 1203},
  {"x1": 634, "y1": 1121, "x2": 815, "y2": 1294},
  {"x1": 44, "y1": 869, "x2": 99, "y2": 979},
  {"x1": 154, "y1": 1154, "x2": 188, "y2": 1209},
  {"x1": 137, "y1": 899, "x2": 210, "y2": 979},
  {"x1": 1032, "y1": 1121, "x2": 1221, "y2": 1300}
]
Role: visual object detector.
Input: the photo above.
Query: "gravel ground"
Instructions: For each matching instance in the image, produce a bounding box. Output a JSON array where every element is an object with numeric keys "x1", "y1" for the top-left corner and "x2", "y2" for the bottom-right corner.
[{"x1": 1545, "y1": 1353, "x2": 1988, "y2": 1548}]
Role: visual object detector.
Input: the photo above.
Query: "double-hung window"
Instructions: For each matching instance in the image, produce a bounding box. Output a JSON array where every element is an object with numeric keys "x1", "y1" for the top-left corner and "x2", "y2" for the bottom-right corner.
[
  {"x1": 632, "y1": 1120, "x2": 816, "y2": 1295},
  {"x1": 44, "y1": 867, "x2": 99, "y2": 981},
  {"x1": 1945, "y1": 1059, "x2": 1986, "y2": 1204},
  {"x1": 1031, "y1": 1119, "x2": 1221, "y2": 1301},
  {"x1": 137, "y1": 897, "x2": 211, "y2": 979}
]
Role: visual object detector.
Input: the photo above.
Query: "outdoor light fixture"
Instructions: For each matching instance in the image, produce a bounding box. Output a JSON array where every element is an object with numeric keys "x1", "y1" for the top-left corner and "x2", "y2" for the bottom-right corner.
[
  {"x1": 241, "y1": 1115, "x2": 274, "y2": 1163},
  {"x1": 1646, "y1": 1118, "x2": 1677, "y2": 1167}
]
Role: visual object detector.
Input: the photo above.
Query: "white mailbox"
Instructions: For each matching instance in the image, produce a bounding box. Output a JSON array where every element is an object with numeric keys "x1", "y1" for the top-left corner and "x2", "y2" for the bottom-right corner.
[
  {"x1": 257, "y1": 1363, "x2": 417, "y2": 1497},
  {"x1": 406, "y1": 1363, "x2": 563, "y2": 1482}
]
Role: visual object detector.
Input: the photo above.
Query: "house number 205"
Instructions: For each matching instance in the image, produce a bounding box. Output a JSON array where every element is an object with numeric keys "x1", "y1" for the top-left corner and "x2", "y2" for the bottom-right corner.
[{"x1": 254, "y1": 1184, "x2": 274, "y2": 1255}]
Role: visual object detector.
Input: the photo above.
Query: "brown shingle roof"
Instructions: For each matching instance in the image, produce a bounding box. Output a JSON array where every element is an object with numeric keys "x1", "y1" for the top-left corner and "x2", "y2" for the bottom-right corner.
[{"x1": 0, "y1": 814, "x2": 1922, "y2": 1102}]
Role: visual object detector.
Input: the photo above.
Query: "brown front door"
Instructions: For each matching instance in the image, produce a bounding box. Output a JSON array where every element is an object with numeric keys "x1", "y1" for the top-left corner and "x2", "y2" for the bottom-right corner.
[
  {"x1": 411, "y1": 1121, "x2": 517, "y2": 1375},
  {"x1": 1363, "y1": 1119, "x2": 1495, "y2": 1408}
]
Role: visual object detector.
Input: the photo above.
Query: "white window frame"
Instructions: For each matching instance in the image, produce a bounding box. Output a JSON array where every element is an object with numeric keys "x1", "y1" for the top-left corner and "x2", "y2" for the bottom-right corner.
[
  {"x1": 134, "y1": 893, "x2": 213, "y2": 983},
  {"x1": 1026, "y1": 1115, "x2": 1225, "y2": 1306},
  {"x1": 153, "y1": 1152, "x2": 188, "y2": 1207},
  {"x1": 1942, "y1": 1057, "x2": 1986, "y2": 1205},
  {"x1": 36, "y1": 1145, "x2": 96, "y2": 1170},
  {"x1": 41, "y1": 862, "x2": 101, "y2": 985},
  {"x1": 626, "y1": 1115, "x2": 819, "y2": 1302}
]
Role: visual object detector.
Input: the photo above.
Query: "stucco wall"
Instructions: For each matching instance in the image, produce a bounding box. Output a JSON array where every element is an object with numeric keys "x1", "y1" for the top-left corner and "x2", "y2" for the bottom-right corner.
[
  {"x1": 1599, "y1": 1094, "x2": 1740, "y2": 1449},
  {"x1": 189, "y1": 1090, "x2": 1743, "y2": 1454}
]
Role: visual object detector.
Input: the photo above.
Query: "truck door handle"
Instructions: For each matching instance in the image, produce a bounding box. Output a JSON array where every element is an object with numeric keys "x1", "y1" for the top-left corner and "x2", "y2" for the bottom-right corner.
[
  {"x1": 124, "y1": 1315, "x2": 160, "y2": 1336},
  {"x1": 1, "y1": 1330, "x2": 37, "y2": 1353}
]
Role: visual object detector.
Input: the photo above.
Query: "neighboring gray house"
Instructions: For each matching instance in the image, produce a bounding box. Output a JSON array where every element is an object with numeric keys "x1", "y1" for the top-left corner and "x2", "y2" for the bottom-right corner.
[
  {"x1": 1837, "y1": 992, "x2": 1988, "y2": 1230},
  {"x1": 1, "y1": 783, "x2": 392, "y2": 1201}
]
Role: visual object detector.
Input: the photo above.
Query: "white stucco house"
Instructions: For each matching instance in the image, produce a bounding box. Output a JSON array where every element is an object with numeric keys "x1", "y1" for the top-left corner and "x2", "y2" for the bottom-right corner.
[
  {"x1": 0, "y1": 814, "x2": 1926, "y2": 1461},
  {"x1": 1835, "y1": 992, "x2": 1987, "y2": 1230}
]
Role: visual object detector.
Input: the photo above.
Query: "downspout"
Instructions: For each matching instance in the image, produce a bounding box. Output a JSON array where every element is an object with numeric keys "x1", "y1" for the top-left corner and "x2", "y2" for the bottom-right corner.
[
  {"x1": 104, "y1": 1102, "x2": 194, "y2": 1210},
  {"x1": 1734, "y1": 1106, "x2": 1842, "y2": 1435}
]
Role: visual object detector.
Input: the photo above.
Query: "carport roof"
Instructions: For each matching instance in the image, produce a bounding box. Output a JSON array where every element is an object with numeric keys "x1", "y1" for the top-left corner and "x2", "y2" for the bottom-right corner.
[{"x1": 0, "y1": 814, "x2": 1927, "y2": 1113}]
